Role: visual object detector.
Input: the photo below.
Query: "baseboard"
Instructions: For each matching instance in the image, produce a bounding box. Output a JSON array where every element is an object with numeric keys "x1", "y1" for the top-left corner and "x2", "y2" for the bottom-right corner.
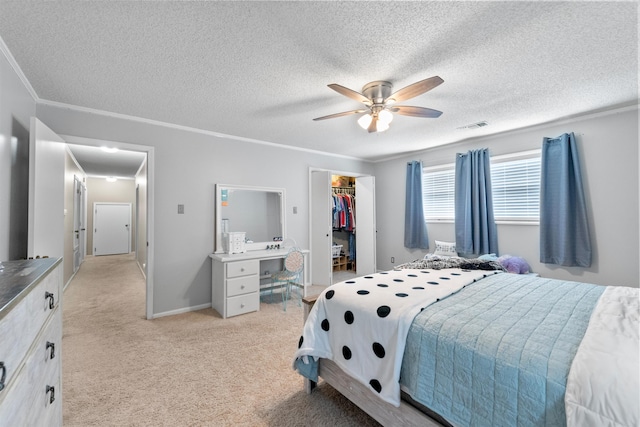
[{"x1": 152, "y1": 302, "x2": 211, "y2": 319}]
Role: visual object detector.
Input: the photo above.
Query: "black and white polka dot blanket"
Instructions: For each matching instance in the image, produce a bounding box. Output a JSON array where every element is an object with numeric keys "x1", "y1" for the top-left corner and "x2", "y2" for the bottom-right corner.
[{"x1": 294, "y1": 268, "x2": 502, "y2": 406}]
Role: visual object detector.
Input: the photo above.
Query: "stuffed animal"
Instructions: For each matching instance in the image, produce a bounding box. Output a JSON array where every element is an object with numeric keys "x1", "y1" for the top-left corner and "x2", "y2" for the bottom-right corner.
[{"x1": 497, "y1": 255, "x2": 531, "y2": 274}]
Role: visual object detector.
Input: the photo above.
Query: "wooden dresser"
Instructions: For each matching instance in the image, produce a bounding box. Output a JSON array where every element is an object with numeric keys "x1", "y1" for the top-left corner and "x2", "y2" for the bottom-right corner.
[{"x1": 0, "y1": 258, "x2": 63, "y2": 426}]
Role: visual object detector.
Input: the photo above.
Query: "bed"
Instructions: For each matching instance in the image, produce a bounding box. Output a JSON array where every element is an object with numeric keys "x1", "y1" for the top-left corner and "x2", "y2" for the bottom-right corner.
[{"x1": 294, "y1": 258, "x2": 639, "y2": 427}]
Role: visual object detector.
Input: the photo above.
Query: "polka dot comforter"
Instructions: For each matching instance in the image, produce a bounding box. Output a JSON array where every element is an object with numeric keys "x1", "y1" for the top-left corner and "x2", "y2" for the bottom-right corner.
[{"x1": 293, "y1": 268, "x2": 502, "y2": 407}]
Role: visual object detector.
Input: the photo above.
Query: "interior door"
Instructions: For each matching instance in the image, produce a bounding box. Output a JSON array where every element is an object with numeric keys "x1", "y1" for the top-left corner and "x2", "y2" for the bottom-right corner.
[
  {"x1": 73, "y1": 175, "x2": 82, "y2": 272},
  {"x1": 80, "y1": 180, "x2": 87, "y2": 265},
  {"x1": 28, "y1": 118, "x2": 65, "y2": 259},
  {"x1": 355, "y1": 176, "x2": 376, "y2": 275},
  {"x1": 310, "y1": 170, "x2": 332, "y2": 286},
  {"x1": 93, "y1": 203, "x2": 131, "y2": 256}
]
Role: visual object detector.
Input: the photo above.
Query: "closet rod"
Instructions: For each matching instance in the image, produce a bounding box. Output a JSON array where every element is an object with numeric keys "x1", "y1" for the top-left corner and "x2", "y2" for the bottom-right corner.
[{"x1": 332, "y1": 186, "x2": 355, "y2": 194}]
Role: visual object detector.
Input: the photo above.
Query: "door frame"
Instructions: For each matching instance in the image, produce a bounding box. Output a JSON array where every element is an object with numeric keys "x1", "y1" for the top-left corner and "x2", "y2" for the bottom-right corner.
[
  {"x1": 308, "y1": 167, "x2": 376, "y2": 285},
  {"x1": 61, "y1": 134, "x2": 155, "y2": 320}
]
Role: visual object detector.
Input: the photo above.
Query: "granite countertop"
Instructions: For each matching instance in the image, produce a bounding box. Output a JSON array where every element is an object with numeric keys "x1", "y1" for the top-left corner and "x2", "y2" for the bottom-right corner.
[{"x1": 0, "y1": 257, "x2": 61, "y2": 318}]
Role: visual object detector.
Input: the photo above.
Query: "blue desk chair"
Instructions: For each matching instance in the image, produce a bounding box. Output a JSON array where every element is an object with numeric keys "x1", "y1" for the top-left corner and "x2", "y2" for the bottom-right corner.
[{"x1": 271, "y1": 247, "x2": 304, "y2": 311}]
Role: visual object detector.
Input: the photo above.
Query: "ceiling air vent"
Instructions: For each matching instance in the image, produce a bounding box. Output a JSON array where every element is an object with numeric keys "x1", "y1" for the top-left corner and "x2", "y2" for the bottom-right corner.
[{"x1": 457, "y1": 121, "x2": 488, "y2": 130}]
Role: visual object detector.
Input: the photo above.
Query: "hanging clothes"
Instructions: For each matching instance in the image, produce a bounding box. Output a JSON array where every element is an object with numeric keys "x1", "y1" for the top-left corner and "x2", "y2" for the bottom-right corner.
[
  {"x1": 332, "y1": 191, "x2": 355, "y2": 232},
  {"x1": 332, "y1": 188, "x2": 356, "y2": 264}
]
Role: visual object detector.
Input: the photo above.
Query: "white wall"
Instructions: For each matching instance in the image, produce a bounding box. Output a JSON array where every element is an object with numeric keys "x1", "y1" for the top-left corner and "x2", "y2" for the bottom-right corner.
[
  {"x1": 374, "y1": 106, "x2": 639, "y2": 288},
  {"x1": 0, "y1": 47, "x2": 36, "y2": 260},
  {"x1": 35, "y1": 103, "x2": 374, "y2": 315}
]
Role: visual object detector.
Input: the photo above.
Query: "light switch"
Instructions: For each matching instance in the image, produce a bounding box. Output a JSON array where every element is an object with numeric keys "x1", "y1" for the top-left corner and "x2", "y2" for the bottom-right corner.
[{"x1": 178, "y1": 204, "x2": 184, "y2": 214}]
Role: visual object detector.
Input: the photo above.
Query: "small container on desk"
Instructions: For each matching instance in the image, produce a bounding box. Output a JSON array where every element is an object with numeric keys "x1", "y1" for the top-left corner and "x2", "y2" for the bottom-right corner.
[{"x1": 223, "y1": 232, "x2": 246, "y2": 254}]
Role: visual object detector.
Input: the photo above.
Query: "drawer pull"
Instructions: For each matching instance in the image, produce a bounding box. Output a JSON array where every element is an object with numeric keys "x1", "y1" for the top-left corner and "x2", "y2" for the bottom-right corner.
[
  {"x1": 46, "y1": 385, "x2": 55, "y2": 404},
  {"x1": 240, "y1": 285, "x2": 245, "y2": 289},
  {"x1": 240, "y1": 303, "x2": 245, "y2": 308},
  {"x1": 240, "y1": 267, "x2": 245, "y2": 272},
  {"x1": 0, "y1": 361, "x2": 5, "y2": 392},
  {"x1": 46, "y1": 341, "x2": 56, "y2": 359},
  {"x1": 45, "y1": 291, "x2": 55, "y2": 309}
]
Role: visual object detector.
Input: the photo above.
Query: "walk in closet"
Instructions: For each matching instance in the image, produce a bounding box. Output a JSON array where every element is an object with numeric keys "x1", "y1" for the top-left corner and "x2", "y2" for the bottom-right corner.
[
  {"x1": 310, "y1": 170, "x2": 376, "y2": 287},
  {"x1": 331, "y1": 176, "x2": 356, "y2": 274}
]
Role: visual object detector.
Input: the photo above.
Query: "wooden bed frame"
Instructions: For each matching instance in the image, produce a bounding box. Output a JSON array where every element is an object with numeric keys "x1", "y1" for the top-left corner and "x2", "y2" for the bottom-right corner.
[{"x1": 301, "y1": 296, "x2": 446, "y2": 427}]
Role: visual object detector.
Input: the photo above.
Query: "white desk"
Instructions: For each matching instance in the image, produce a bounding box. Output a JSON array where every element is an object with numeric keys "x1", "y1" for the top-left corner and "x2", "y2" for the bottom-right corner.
[{"x1": 210, "y1": 249, "x2": 310, "y2": 318}]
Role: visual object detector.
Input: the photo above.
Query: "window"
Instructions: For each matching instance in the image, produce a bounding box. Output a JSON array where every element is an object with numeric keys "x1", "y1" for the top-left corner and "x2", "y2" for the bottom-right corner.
[
  {"x1": 422, "y1": 150, "x2": 541, "y2": 222},
  {"x1": 422, "y1": 166, "x2": 455, "y2": 221},
  {"x1": 491, "y1": 153, "x2": 540, "y2": 222}
]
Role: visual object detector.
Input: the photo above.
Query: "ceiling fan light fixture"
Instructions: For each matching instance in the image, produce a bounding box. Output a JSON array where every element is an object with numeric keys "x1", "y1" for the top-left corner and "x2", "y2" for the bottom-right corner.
[
  {"x1": 357, "y1": 113, "x2": 373, "y2": 130},
  {"x1": 316, "y1": 76, "x2": 444, "y2": 133},
  {"x1": 375, "y1": 120, "x2": 390, "y2": 132},
  {"x1": 378, "y1": 109, "x2": 393, "y2": 124}
]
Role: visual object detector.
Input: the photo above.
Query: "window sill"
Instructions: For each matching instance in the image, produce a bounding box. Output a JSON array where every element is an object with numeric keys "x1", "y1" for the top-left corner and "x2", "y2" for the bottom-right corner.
[
  {"x1": 426, "y1": 220, "x2": 539, "y2": 226},
  {"x1": 496, "y1": 220, "x2": 539, "y2": 226}
]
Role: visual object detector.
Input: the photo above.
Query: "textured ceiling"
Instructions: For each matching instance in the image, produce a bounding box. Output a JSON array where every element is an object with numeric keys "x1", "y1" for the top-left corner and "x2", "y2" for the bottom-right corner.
[{"x1": 0, "y1": 1, "x2": 638, "y2": 167}]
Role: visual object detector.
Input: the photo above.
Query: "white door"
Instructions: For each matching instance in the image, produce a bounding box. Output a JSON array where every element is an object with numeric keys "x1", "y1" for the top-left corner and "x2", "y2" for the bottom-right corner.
[
  {"x1": 80, "y1": 181, "x2": 87, "y2": 264},
  {"x1": 28, "y1": 118, "x2": 65, "y2": 259},
  {"x1": 355, "y1": 176, "x2": 376, "y2": 275},
  {"x1": 93, "y1": 203, "x2": 131, "y2": 256},
  {"x1": 310, "y1": 170, "x2": 332, "y2": 286},
  {"x1": 73, "y1": 176, "x2": 82, "y2": 272}
]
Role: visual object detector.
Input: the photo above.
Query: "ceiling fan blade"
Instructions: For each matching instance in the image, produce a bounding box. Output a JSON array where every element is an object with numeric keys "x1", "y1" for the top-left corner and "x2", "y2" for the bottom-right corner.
[
  {"x1": 367, "y1": 115, "x2": 378, "y2": 133},
  {"x1": 387, "y1": 76, "x2": 444, "y2": 103},
  {"x1": 313, "y1": 109, "x2": 368, "y2": 121},
  {"x1": 390, "y1": 106, "x2": 443, "y2": 118},
  {"x1": 328, "y1": 84, "x2": 372, "y2": 105}
]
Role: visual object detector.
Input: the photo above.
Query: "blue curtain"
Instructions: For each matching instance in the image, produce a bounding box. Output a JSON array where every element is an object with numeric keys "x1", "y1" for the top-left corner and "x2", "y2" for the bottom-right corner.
[
  {"x1": 540, "y1": 132, "x2": 591, "y2": 267},
  {"x1": 404, "y1": 160, "x2": 429, "y2": 249},
  {"x1": 455, "y1": 148, "x2": 498, "y2": 256}
]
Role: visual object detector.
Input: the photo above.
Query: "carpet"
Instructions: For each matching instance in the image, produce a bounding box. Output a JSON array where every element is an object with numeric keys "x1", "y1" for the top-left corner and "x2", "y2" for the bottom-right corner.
[{"x1": 62, "y1": 253, "x2": 380, "y2": 426}]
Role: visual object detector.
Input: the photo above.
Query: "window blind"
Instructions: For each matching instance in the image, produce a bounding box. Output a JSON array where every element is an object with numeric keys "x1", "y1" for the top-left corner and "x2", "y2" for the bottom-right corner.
[
  {"x1": 422, "y1": 152, "x2": 541, "y2": 222},
  {"x1": 422, "y1": 168, "x2": 455, "y2": 220},
  {"x1": 491, "y1": 156, "x2": 540, "y2": 221}
]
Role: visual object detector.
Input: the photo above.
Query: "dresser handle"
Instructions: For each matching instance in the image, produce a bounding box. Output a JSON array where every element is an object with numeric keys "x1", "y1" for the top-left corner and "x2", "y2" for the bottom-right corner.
[
  {"x1": 240, "y1": 303, "x2": 245, "y2": 308},
  {"x1": 46, "y1": 385, "x2": 55, "y2": 404},
  {"x1": 46, "y1": 341, "x2": 56, "y2": 359},
  {"x1": 45, "y1": 292, "x2": 55, "y2": 309},
  {"x1": 240, "y1": 285, "x2": 245, "y2": 289},
  {"x1": 0, "y1": 361, "x2": 5, "y2": 392}
]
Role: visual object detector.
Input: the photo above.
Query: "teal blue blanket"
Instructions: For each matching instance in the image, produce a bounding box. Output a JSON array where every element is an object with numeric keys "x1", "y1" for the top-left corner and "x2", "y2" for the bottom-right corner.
[{"x1": 401, "y1": 273, "x2": 604, "y2": 426}]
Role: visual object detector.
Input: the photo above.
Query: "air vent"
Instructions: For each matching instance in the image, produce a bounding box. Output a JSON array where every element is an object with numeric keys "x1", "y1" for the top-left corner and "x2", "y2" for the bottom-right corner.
[{"x1": 457, "y1": 121, "x2": 488, "y2": 130}]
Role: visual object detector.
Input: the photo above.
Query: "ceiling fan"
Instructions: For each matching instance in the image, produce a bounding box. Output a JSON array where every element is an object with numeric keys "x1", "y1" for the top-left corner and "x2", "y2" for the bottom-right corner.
[{"x1": 313, "y1": 76, "x2": 444, "y2": 133}]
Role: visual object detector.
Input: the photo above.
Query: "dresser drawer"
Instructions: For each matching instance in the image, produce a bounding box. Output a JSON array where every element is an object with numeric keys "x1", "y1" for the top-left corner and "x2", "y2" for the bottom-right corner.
[
  {"x1": 0, "y1": 307, "x2": 61, "y2": 426},
  {"x1": 227, "y1": 275, "x2": 259, "y2": 297},
  {"x1": 24, "y1": 308, "x2": 62, "y2": 426},
  {"x1": 226, "y1": 293, "x2": 259, "y2": 317},
  {"x1": 226, "y1": 260, "x2": 258, "y2": 278},
  {"x1": 0, "y1": 264, "x2": 61, "y2": 388}
]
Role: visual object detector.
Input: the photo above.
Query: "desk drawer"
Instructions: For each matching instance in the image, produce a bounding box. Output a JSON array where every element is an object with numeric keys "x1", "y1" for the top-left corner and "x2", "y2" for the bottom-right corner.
[
  {"x1": 227, "y1": 275, "x2": 258, "y2": 297},
  {"x1": 226, "y1": 293, "x2": 259, "y2": 317},
  {"x1": 226, "y1": 260, "x2": 258, "y2": 278}
]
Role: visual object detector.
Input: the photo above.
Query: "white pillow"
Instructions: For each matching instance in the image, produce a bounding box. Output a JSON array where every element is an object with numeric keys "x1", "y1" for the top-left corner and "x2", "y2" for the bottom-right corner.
[{"x1": 434, "y1": 240, "x2": 458, "y2": 257}]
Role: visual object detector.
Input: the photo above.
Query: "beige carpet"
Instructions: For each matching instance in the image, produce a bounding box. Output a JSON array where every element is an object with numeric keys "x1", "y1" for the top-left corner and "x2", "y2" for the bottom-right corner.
[{"x1": 62, "y1": 254, "x2": 380, "y2": 426}]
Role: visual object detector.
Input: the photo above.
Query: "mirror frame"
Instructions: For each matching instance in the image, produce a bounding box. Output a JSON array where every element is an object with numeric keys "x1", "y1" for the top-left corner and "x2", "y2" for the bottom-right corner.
[{"x1": 214, "y1": 183, "x2": 286, "y2": 253}]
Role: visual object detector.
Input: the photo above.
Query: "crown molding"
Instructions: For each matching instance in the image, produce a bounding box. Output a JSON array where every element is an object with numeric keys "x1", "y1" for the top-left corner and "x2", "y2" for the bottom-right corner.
[
  {"x1": 0, "y1": 35, "x2": 39, "y2": 102},
  {"x1": 38, "y1": 98, "x2": 371, "y2": 163}
]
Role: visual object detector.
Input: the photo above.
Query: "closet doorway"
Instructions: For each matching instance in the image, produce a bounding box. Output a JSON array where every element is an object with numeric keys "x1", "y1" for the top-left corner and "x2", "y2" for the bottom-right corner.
[{"x1": 309, "y1": 169, "x2": 376, "y2": 288}]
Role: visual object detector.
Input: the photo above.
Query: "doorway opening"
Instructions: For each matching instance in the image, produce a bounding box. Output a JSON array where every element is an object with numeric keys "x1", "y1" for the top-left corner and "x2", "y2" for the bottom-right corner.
[
  {"x1": 309, "y1": 168, "x2": 376, "y2": 294},
  {"x1": 64, "y1": 136, "x2": 155, "y2": 319}
]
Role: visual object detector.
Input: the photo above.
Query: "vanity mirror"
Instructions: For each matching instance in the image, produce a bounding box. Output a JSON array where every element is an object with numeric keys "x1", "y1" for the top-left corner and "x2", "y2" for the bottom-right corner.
[{"x1": 215, "y1": 184, "x2": 286, "y2": 253}]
